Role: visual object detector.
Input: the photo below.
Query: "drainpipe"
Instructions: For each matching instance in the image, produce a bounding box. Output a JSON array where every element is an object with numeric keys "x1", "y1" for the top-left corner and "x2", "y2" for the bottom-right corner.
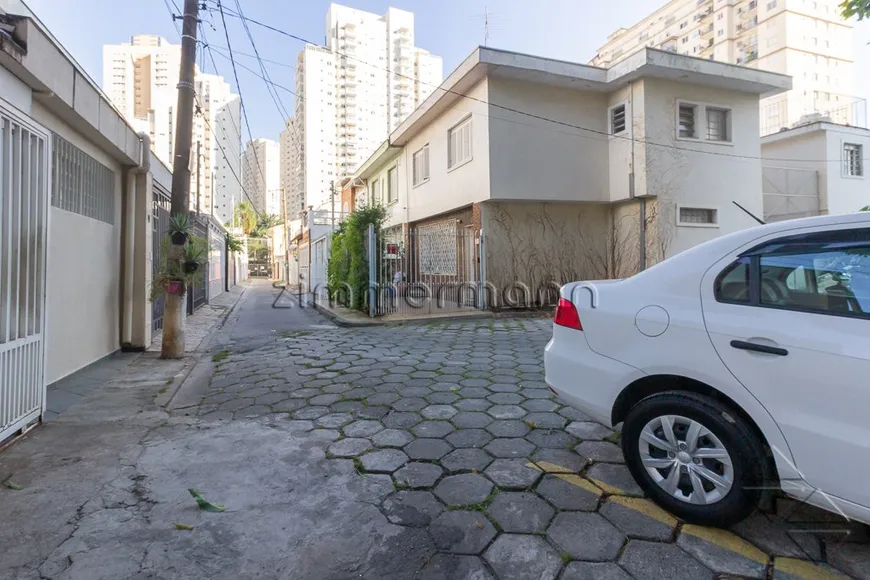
[
  {"x1": 121, "y1": 133, "x2": 151, "y2": 348},
  {"x1": 627, "y1": 80, "x2": 647, "y2": 271}
]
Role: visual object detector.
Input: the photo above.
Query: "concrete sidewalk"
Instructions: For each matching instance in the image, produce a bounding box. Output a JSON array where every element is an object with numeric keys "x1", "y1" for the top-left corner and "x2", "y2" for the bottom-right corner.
[
  {"x1": 0, "y1": 281, "x2": 420, "y2": 580},
  {"x1": 43, "y1": 285, "x2": 247, "y2": 423}
]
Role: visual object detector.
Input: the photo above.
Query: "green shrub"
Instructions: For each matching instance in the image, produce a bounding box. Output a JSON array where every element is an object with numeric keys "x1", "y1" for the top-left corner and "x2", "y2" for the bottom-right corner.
[{"x1": 327, "y1": 205, "x2": 386, "y2": 311}]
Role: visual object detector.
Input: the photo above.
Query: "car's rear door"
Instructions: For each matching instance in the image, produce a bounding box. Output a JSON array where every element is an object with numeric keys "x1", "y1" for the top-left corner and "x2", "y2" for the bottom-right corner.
[{"x1": 700, "y1": 225, "x2": 870, "y2": 508}]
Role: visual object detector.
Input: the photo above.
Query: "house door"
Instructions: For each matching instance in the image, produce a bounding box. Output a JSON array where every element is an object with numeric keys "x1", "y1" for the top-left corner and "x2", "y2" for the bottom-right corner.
[{"x1": 0, "y1": 101, "x2": 50, "y2": 442}]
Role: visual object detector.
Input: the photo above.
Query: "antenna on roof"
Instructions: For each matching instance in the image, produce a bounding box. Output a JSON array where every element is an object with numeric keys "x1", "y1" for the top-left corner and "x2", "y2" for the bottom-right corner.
[{"x1": 484, "y1": 6, "x2": 490, "y2": 46}]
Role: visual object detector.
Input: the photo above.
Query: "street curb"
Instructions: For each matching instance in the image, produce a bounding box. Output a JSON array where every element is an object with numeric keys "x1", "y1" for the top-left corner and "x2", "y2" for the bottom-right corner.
[
  {"x1": 195, "y1": 285, "x2": 249, "y2": 353},
  {"x1": 157, "y1": 285, "x2": 249, "y2": 411},
  {"x1": 312, "y1": 301, "x2": 384, "y2": 327}
]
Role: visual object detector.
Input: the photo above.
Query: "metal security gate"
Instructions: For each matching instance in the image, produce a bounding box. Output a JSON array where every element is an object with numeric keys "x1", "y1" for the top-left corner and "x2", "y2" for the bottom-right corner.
[
  {"x1": 151, "y1": 186, "x2": 171, "y2": 332},
  {"x1": 369, "y1": 224, "x2": 483, "y2": 317},
  {"x1": 0, "y1": 103, "x2": 49, "y2": 442},
  {"x1": 187, "y1": 217, "x2": 208, "y2": 314}
]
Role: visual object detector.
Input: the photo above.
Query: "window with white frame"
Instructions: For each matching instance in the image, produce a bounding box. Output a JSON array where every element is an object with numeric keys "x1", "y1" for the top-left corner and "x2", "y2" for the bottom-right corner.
[
  {"x1": 678, "y1": 206, "x2": 718, "y2": 226},
  {"x1": 844, "y1": 143, "x2": 864, "y2": 177},
  {"x1": 678, "y1": 103, "x2": 698, "y2": 138},
  {"x1": 413, "y1": 145, "x2": 430, "y2": 185},
  {"x1": 706, "y1": 107, "x2": 730, "y2": 141},
  {"x1": 448, "y1": 117, "x2": 472, "y2": 169},
  {"x1": 387, "y1": 166, "x2": 398, "y2": 204},
  {"x1": 369, "y1": 179, "x2": 379, "y2": 205},
  {"x1": 609, "y1": 103, "x2": 627, "y2": 135}
]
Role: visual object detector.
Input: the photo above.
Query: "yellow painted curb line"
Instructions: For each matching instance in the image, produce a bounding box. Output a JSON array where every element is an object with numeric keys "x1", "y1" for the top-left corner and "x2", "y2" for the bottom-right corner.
[
  {"x1": 588, "y1": 477, "x2": 628, "y2": 496},
  {"x1": 606, "y1": 496, "x2": 679, "y2": 528},
  {"x1": 525, "y1": 461, "x2": 609, "y2": 497},
  {"x1": 682, "y1": 524, "x2": 768, "y2": 565},
  {"x1": 557, "y1": 474, "x2": 604, "y2": 496},
  {"x1": 774, "y1": 557, "x2": 849, "y2": 580},
  {"x1": 528, "y1": 460, "x2": 575, "y2": 474}
]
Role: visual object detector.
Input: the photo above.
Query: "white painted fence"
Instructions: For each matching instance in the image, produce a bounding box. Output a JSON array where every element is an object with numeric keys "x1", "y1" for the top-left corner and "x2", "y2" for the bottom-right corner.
[{"x1": 0, "y1": 100, "x2": 49, "y2": 442}]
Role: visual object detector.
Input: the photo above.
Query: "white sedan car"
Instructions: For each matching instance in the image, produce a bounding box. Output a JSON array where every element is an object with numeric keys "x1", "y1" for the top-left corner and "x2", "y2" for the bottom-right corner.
[{"x1": 545, "y1": 212, "x2": 870, "y2": 527}]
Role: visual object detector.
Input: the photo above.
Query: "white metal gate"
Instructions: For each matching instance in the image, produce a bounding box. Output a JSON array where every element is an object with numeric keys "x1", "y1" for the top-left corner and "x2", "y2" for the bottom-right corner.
[
  {"x1": 312, "y1": 236, "x2": 327, "y2": 300},
  {"x1": 0, "y1": 102, "x2": 49, "y2": 442}
]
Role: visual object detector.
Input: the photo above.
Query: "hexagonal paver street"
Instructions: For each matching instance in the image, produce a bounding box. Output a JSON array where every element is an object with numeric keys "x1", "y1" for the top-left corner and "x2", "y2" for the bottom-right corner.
[{"x1": 191, "y1": 309, "x2": 868, "y2": 580}]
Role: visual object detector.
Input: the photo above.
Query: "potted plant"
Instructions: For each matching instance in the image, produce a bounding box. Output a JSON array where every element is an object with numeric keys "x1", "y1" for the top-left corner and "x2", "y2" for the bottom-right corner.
[
  {"x1": 183, "y1": 235, "x2": 208, "y2": 274},
  {"x1": 168, "y1": 213, "x2": 192, "y2": 245},
  {"x1": 149, "y1": 235, "x2": 209, "y2": 302}
]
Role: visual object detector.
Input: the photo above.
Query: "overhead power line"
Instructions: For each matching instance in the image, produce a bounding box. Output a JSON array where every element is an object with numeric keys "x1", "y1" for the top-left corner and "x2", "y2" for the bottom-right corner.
[
  {"x1": 215, "y1": 0, "x2": 268, "y2": 193},
  {"x1": 161, "y1": 0, "x2": 257, "y2": 211},
  {"x1": 209, "y1": 1, "x2": 868, "y2": 165}
]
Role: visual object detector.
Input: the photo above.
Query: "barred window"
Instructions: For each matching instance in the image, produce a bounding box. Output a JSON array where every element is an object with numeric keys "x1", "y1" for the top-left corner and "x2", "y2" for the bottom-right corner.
[
  {"x1": 51, "y1": 133, "x2": 116, "y2": 224},
  {"x1": 843, "y1": 143, "x2": 863, "y2": 177},
  {"x1": 706, "y1": 107, "x2": 730, "y2": 141},
  {"x1": 418, "y1": 221, "x2": 457, "y2": 275}
]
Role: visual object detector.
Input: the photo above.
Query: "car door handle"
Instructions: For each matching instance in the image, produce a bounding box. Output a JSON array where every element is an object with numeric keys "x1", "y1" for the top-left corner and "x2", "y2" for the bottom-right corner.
[{"x1": 730, "y1": 340, "x2": 788, "y2": 356}]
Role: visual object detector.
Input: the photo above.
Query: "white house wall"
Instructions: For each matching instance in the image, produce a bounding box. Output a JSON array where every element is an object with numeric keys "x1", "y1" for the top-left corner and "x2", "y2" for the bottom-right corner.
[
  {"x1": 487, "y1": 76, "x2": 610, "y2": 203},
  {"x1": 30, "y1": 102, "x2": 125, "y2": 385},
  {"x1": 401, "y1": 79, "x2": 490, "y2": 223},
  {"x1": 639, "y1": 78, "x2": 765, "y2": 257},
  {"x1": 762, "y1": 125, "x2": 870, "y2": 216},
  {"x1": 0, "y1": 66, "x2": 32, "y2": 114}
]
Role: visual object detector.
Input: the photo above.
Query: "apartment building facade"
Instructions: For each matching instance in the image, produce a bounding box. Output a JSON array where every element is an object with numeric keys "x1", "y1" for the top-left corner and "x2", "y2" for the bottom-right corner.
[
  {"x1": 283, "y1": 4, "x2": 443, "y2": 217},
  {"x1": 591, "y1": 0, "x2": 858, "y2": 136},
  {"x1": 102, "y1": 35, "x2": 242, "y2": 221},
  {"x1": 242, "y1": 138, "x2": 281, "y2": 216},
  {"x1": 353, "y1": 47, "x2": 790, "y2": 303}
]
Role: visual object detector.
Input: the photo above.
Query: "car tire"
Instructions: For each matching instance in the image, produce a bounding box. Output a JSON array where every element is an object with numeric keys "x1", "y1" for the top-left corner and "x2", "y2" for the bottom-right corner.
[{"x1": 621, "y1": 390, "x2": 772, "y2": 527}]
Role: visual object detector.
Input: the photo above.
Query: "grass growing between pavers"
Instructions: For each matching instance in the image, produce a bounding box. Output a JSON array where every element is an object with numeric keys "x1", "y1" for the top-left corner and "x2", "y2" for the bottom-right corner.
[{"x1": 211, "y1": 349, "x2": 231, "y2": 363}]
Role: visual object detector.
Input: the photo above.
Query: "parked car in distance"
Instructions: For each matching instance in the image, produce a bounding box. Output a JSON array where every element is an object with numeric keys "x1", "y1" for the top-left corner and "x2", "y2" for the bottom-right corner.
[{"x1": 544, "y1": 212, "x2": 870, "y2": 527}]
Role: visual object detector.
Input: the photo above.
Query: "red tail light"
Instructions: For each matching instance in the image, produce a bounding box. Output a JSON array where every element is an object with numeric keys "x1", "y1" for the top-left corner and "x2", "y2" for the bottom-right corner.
[{"x1": 554, "y1": 298, "x2": 582, "y2": 330}]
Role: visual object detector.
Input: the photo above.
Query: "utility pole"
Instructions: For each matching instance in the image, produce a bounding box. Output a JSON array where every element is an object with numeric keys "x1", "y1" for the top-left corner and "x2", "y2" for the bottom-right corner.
[
  {"x1": 162, "y1": 0, "x2": 200, "y2": 359},
  {"x1": 330, "y1": 180, "x2": 335, "y2": 235},
  {"x1": 282, "y1": 187, "x2": 290, "y2": 285},
  {"x1": 196, "y1": 140, "x2": 201, "y2": 214}
]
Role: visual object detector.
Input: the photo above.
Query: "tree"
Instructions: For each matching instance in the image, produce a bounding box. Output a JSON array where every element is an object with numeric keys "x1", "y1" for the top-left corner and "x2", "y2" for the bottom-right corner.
[
  {"x1": 232, "y1": 201, "x2": 258, "y2": 235},
  {"x1": 861, "y1": 205, "x2": 870, "y2": 211},
  {"x1": 840, "y1": 0, "x2": 870, "y2": 20},
  {"x1": 251, "y1": 212, "x2": 283, "y2": 238}
]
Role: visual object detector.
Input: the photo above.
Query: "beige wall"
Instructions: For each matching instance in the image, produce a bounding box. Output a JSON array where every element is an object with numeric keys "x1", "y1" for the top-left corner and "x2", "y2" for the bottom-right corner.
[
  {"x1": 402, "y1": 79, "x2": 490, "y2": 222},
  {"x1": 487, "y1": 76, "x2": 610, "y2": 203},
  {"x1": 639, "y1": 78, "x2": 765, "y2": 256},
  {"x1": 481, "y1": 201, "x2": 610, "y2": 307},
  {"x1": 31, "y1": 103, "x2": 124, "y2": 384}
]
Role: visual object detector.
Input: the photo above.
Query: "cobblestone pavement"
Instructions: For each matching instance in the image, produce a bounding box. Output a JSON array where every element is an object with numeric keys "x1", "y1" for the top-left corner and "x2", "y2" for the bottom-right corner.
[{"x1": 197, "y1": 317, "x2": 868, "y2": 580}]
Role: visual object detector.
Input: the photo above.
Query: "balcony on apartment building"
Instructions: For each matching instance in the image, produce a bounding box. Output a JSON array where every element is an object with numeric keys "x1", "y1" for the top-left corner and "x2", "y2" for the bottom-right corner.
[
  {"x1": 737, "y1": 36, "x2": 759, "y2": 64},
  {"x1": 761, "y1": 96, "x2": 868, "y2": 137}
]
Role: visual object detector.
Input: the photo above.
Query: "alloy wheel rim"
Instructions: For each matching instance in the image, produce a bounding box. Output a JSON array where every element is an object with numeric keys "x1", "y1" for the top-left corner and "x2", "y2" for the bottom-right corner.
[{"x1": 638, "y1": 414, "x2": 734, "y2": 505}]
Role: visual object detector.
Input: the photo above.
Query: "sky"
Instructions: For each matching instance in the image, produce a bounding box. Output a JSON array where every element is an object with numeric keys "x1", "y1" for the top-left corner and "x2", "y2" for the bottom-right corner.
[{"x1": 13, "y1": 0, "x2": 870, "y2": 142}]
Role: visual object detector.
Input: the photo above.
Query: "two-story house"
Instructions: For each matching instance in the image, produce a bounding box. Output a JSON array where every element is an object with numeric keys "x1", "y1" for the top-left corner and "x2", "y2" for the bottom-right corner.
[{"x1": 353, "y1": 46, "x2": 791, "y2": 308}]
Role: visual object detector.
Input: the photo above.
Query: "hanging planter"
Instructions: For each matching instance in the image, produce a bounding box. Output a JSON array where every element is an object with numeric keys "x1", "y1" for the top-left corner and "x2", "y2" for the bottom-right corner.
[
  {"x1": 169, "y1": 213, "x2": 192, "y2": 246},
  {"x1": 166, "y1": 280, "x2": 184, "y2": 295},
  {"x1": 183, "y1": 261, "x2": 201, "y2": 274}
]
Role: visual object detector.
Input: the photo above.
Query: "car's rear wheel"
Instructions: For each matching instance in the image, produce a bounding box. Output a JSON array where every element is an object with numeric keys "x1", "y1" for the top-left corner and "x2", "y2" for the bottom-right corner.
[{"x1": 621, "y1": 391, "x2": 771, "y2": 527}]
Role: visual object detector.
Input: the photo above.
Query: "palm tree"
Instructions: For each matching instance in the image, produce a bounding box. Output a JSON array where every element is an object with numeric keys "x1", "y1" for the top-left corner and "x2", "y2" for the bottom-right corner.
[
  {"x1": 252, "y1": 213, "x2": 283, "y2": 238},
  {"x1": 232, "y1": 201, "x2": 258, "y2": 235}
]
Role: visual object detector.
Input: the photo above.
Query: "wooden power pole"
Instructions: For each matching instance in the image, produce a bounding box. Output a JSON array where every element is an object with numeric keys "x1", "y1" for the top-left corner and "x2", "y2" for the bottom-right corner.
[{"x1": 162, "y1": 0, "x2": 200, "y2": 359}]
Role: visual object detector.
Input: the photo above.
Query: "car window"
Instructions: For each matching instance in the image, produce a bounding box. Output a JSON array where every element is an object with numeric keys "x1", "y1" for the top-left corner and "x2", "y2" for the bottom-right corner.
[
  {"x1": 760, "y1": 245, "x2": 870, "y2": 317},
  {"x1": 714, "y1": 257, "x2": 750, "y2": 303}
]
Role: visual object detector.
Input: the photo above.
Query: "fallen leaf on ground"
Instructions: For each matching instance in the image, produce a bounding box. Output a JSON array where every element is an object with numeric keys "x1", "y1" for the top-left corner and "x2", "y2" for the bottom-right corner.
[
  {"x1": 449, "y1": 386, "x2": 459, "y2": 392},
  {"x1": 1, "y1": 477, "x2": 22, "y2": 490},
  {"x1": 188, "y1": 488, "x2": 226, "y2": 512},
  {"x1": 174, "y1": 523, "x2": 195, "y2": 530},
  {"x1": 475, "y1": 520, "x2": 485, "y2": 529}
]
